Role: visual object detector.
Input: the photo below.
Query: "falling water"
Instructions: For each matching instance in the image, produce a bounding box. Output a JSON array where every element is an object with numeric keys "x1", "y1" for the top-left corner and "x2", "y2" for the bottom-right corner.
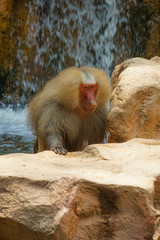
[
  {"x1": 16, "y1": 0, "x2": 119, "y2": 99},
  {"x1": 0, "y1": 0, "x2": 119, "y2": 154},
  {"x1": 26, "y1": 0, "x2": 118, "y2": 71}
]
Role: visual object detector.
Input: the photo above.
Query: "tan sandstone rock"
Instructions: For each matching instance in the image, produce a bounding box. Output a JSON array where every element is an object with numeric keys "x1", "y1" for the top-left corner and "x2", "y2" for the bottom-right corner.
[
  {"x1": 108, "y1": 56, "x2": 160, "y2": 143},
  {"x1": 0, "y1": 139, "x2": 160, "y2": 239}
]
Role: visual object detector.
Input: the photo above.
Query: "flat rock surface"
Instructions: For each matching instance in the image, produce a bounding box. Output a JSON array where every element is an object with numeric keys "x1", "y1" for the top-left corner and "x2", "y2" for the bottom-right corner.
[{"x1": 0, "y1": 139, "x2": 160, "y2": 239}]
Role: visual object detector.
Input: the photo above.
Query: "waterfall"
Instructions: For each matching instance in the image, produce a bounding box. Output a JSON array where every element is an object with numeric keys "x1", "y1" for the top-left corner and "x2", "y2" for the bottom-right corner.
[
  {"x1": 26, "y1": 0, "x2": 118, "y2": 71},
  {"x1": 17, "y1": 0, "x2": 118, "y2": 101},
  {"x1": 0, "y1": 0, "x2": 119, "y2": 154}
]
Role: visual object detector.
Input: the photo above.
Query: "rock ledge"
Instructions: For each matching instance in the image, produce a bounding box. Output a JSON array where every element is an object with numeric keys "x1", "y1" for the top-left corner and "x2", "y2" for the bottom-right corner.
[{"x1": 0, "y1": 138, "x2": 160, "y2": 240}]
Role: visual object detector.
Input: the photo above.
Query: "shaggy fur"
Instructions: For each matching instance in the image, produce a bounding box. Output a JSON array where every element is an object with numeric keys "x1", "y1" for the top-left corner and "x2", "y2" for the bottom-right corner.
[{"x1": 28, "y1": 66, "x2": 110, "y2": 153}]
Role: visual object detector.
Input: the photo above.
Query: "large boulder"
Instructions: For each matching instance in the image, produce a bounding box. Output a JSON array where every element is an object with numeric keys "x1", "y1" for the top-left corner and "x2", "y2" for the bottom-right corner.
[
  {"x1": 0, "y1": 139, "x2": 160, "y2": 239},
  {"x1": 108, "y1": 56, "x2": 160, "y2": 143}
]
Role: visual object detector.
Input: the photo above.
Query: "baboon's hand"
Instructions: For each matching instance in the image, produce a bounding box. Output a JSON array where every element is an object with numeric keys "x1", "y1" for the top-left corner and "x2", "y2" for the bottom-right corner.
[{"x1": 51, "y1": 144, "x2": 68, "y2": 155}]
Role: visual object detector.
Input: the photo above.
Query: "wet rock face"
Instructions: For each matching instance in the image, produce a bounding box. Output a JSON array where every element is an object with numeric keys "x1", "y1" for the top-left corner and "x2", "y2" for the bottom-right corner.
[
  {"x1": 0, "y1": 0, "x2": 117, "y2": 106},
  {"x1": 108, "y1": 56, "x2": 160, "y2": 143},
  {"x1": 0, "y1": 138, "x2": 160, "y2": 239},
  {"x1": 115, "y1": 0, "x2": 160, "y2": 65},
  {"x1": 1, "y1": 0, "x2": 160, "y2": 106}
]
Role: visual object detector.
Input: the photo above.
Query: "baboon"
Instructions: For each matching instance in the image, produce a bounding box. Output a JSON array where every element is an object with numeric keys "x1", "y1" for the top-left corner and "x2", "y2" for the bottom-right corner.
[{"x1": 28, "y1": 66, "x2": 110, "y2": 155}]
